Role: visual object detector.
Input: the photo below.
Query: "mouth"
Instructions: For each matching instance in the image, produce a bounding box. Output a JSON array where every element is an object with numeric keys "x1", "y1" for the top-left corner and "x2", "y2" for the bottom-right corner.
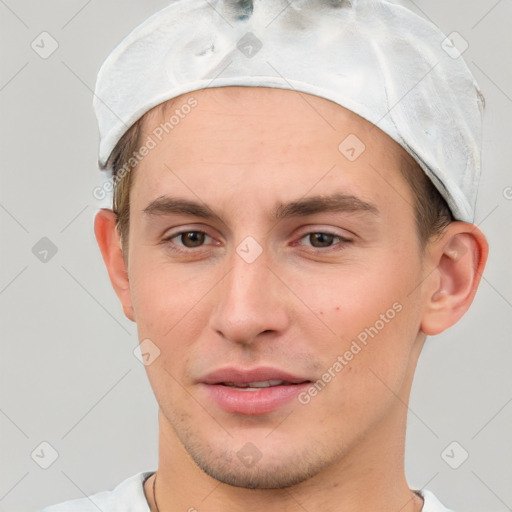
[
  {"x1": 200, "y1": 368, "x2": 312, "y2": 415},
  {"x1": 219, "y1": 380, "x2": 308, "y2": 390}
]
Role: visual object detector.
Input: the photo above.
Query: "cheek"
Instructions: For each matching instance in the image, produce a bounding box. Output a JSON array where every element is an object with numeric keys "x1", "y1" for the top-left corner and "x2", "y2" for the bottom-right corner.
[
  {"x1": 300, "y1": 291, "x2": 419, "y2": 436},
  {"x1": 291, "y1": 251, "x2": 422, "y2": 384},
  {"x1": 293, "y1": 252, "x2": 417, "y2": 336},
  {"x1": 128, "y1": 255, "x2": 213, "y2": 344},
  {"x1": 128, "y1": 262, "x2": 211, "y2": 398}
]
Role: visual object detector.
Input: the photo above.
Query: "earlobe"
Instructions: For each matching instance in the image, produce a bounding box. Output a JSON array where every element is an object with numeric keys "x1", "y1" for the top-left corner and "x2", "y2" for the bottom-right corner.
[
  {"x1": 94, "y1": 209, "x2": 135, "y2": 322},
  {"x1": 420, "y1": 222, "x2": 488, "y2": 336}
]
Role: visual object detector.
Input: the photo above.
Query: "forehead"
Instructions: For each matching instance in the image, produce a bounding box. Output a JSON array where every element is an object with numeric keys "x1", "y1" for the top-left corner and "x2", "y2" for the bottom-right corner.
[
  {"x1": 145, "y1": 86, "x2": 392, "y2": 143},
  {"x1": 132, "y1": 86, "x2": 415, "y2": 224}
]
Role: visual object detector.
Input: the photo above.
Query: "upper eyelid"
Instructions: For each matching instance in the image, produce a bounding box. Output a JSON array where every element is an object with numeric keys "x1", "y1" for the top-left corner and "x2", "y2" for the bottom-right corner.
[
  {"x1": 294, "y1": 232, "x2": 351, "y2": 250},
  {"x1": 159, "y1": 217, "x2": 354, "y2": 233},
  {"x1": 163, "y1": 230, "x2": 215, "y2": 244},
  {"x1": 294, "y1": 225, "x2": 354, "y2": 240},
  {"x1": 162, "y1": 224, "x2": 216, "y2": 237},
  {"x1": 162, "y1": 226, "x2": 351, "y2": 238}
]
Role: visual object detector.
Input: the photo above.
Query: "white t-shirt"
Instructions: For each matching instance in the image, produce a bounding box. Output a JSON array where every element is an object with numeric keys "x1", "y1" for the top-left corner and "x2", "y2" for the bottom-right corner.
[{"x1": 37, "y1": 471, "x2": 454, "y2": 512}]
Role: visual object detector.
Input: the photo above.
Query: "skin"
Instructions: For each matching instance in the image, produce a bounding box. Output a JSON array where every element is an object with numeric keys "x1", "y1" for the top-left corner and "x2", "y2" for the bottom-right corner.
[{"x1": 95, "y1": 87, "x2": 488, "y2": 512}]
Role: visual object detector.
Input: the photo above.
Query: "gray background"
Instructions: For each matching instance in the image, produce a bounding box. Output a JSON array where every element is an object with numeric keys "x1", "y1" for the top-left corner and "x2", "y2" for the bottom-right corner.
[{"x1": 0, "y1": 1, "x2": 510, "y2": 511}]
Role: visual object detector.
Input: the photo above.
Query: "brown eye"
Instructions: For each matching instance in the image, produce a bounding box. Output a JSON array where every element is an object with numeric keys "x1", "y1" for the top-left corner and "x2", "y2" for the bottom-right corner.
[
  {"x1": 180, "y1": 231, "x2": 206, "y2": 247},
  {"x1": 308, "y1": 233, "x2": 336, "y2": 247},
  {"x1": 296, "y1": 231, "x2": 351, "y2": 251}
]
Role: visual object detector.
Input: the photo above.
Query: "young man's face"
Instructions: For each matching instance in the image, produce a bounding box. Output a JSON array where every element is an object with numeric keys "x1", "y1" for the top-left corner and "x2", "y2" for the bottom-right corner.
[{"x1": 120, "y1": 87, "x2": 433, "y2": 488}]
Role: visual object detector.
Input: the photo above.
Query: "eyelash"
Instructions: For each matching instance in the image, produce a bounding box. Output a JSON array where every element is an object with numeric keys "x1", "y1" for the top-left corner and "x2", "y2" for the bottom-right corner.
[
  {"x1": 162, "y1": 230, "x2": 351, "y2": 254},
  {"x1": 294, "y1": 231, "x2": 352, "y2": 251}
]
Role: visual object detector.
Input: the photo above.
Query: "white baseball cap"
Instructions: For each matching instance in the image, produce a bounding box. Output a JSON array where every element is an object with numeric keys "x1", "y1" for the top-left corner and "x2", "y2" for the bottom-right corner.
[{"x1": 93, "y1": 0, "x2": 484, "y2": 222}]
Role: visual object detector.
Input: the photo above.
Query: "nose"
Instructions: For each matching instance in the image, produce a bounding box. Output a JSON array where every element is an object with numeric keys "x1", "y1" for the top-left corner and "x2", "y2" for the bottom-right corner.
[{"x1": 209, "y1": 248, "x2": 290, "y2": 346}]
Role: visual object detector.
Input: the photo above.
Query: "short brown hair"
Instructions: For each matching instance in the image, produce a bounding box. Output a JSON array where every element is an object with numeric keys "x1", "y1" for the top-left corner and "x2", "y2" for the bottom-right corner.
[
  {"x1": 106, "y1": 115, "x2": 452, "y2": 257},
  {"x1": 105, "y1": 116, "x2": 143, "y2": 255}
]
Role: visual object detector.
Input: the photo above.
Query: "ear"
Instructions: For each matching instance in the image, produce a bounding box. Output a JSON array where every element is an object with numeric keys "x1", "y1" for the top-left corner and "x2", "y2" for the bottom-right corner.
[
  {"x1": 420, "y1": 221, "x2": 488, "y2": 336},
  {"x1": 94, "y1": 209, "x2": 135, "y2": 322}
]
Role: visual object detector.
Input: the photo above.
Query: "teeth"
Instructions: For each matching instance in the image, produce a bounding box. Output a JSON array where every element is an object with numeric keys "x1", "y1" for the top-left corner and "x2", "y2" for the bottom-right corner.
[
  {"x1": 248, "y1": 380, "x2": 285, "y2": 388},
  {"x1": 223, "y1": 380, "x2": 286, "y2": 388}
]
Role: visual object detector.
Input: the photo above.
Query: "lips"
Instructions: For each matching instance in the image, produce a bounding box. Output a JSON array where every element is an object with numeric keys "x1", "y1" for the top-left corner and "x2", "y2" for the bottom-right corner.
[
  {"x1": 199, "y1": 367, "x2": 311, "y2": 415},
  {"x1": 202, "y1": 367, "x2": 309, "y2": 385}
]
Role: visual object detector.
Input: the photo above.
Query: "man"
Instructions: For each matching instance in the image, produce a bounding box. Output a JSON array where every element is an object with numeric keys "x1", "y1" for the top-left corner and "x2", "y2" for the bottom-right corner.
[{"x1": 40, "y1": 0, "x2": 488, "y2": 510}]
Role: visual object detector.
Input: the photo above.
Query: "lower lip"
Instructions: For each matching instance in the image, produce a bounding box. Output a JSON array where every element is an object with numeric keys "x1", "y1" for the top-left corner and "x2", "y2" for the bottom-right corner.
[{"x1": 202, "y1": 383, "x2": 310, "y2": 415}]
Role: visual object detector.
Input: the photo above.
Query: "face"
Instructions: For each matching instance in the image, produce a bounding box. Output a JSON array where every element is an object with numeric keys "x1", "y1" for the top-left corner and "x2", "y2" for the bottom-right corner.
[{"x1": 125, "y1": 87, "x2": 428, "y2": 488}]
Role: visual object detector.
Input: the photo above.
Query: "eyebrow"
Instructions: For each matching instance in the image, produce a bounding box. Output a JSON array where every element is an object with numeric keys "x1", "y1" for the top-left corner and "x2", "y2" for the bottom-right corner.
[
  {"x1": 273, "y1": 193, "x2": 379, "y2": 219},
  {"x1": 143, "y1": 197, "x2": 224, "y2": 222},
  {"x1": 143, "y1": 193, "x2": 379, "y2": 221}
]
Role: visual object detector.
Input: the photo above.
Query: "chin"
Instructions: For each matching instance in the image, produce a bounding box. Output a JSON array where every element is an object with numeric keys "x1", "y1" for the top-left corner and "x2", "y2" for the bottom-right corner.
[
  {"x1": 183, "y1": 438, "x2": 336, "y2": 489},
  {"x1": 198, "y1": 459, "x2": 321, "y2": 489},
  {"x1": 165, "y1": 405, "x2": 347, "y2": 489}
]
